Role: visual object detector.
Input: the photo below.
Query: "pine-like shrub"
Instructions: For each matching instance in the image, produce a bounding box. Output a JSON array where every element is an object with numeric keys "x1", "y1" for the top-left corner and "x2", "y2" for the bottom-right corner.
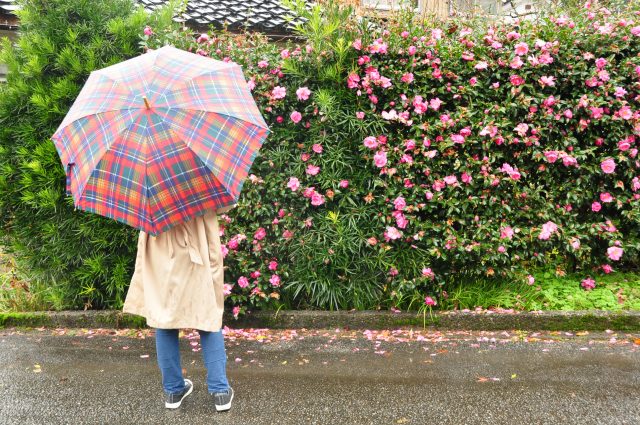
[{"x1": 0, "y1": 0, "x2": 178, "y2": 309}]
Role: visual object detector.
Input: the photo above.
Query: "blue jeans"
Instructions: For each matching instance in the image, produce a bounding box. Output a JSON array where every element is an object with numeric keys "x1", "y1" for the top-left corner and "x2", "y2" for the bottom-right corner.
[{"x1": 155, "y1": 328, "x2": 229, "y2": 394}]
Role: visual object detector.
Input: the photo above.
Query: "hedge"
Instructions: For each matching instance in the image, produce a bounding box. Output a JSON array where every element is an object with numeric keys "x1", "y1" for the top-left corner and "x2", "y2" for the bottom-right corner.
[{"x1": 1, "y1": 0, "x2": 639, "y2": 313}]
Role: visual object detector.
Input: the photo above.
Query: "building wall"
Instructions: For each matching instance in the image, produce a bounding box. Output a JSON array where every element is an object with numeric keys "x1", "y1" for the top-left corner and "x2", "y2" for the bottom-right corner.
[{"x1": 347, "y1": 0, "x2": 543, "y2": 20}]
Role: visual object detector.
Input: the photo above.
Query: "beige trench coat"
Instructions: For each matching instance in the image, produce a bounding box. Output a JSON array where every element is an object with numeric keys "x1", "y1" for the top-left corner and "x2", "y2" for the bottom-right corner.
[{"x1": 123, "y1": 206, "x2": 234, "y2": 332}]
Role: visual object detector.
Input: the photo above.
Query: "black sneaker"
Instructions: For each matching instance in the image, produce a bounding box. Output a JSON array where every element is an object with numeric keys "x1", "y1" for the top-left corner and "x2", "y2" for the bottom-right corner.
[
  {"x1": 213, "y1": 387, "x2": 234, "y2": 412},
  {"x1": 165, "y1": 379, "x2": 194, "y2": 409}
]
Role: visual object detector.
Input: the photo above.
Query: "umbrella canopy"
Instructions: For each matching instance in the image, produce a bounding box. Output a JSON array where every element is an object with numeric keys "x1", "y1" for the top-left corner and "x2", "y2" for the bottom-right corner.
[{"x1": 52, "y1": 45, "x2": 269, "y2": 235}]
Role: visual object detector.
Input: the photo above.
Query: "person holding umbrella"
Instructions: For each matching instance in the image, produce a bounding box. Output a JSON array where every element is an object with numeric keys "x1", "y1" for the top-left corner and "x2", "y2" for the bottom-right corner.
[{"x1": 51, "y1": 45, "x2": 269, "y2": 412}]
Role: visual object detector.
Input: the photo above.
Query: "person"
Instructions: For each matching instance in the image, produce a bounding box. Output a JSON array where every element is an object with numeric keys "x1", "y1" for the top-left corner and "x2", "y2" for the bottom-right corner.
[{"x1": 123, "y1": 205, "x2": 236, "y2": 412}]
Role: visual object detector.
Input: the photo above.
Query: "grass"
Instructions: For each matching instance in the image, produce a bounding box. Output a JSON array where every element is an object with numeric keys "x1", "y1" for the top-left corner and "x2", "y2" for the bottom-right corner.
[{"x1": 440, "y1": 270, "x2": 640, "y2": 311}]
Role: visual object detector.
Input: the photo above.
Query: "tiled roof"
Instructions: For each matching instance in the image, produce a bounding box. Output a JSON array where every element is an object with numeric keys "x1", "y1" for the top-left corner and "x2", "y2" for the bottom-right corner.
[{"x1": 0, "y1": 0, "x2": 303, "y2": 35}]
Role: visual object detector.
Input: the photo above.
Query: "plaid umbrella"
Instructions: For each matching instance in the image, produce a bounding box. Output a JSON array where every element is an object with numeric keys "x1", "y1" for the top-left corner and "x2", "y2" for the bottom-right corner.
[{"x1": 52, "y1": 45, "x2": 269, "y2": 235}]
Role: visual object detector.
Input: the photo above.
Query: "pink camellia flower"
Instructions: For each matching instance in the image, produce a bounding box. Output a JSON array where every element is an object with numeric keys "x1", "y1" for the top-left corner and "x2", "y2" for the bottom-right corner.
[
  {"x1": 563, "y1": 109, "x2": 573, "y2": 119},
  {"x1": 228, "y1": 239, "x2": 239, "y2": 250},
  {"x1": 618, "y1": 139, "x2": 631, "y2": 151},
  {"x1": 600, "y1": 158, "x2": 616, "y2": 174},
  {"x1": 510, "y1": 56, "x2": 524, "y2": 69},
  {"x1": 296, "y1": 87, "x2": 311, "y2": 101},
  {"x1": 461, "y1": 172, "x2": 472, "y2": 184},
  {"x1": 270, "y1": 274, "x2": 281, "y2": 287},
  {"x1": 363, "y1": 136, "x2": 378, "y2": 149},
  {"x1": 539, "y1": 76, "x2": 556, "y2": 87},
  {"x1": 595, "y1": 57, "x2": 607, "y2": 68},
  {"x1": 290, "y1": 111, "x2": 302, "y2": 123},
  {"x1": 614, "y1": 87, "x2": 628, "y2": 98},
  {"x1": 374, "y1": 150, "x2": 388, "y2": 168},
  {"x1": 500, "y1": 226, "x2": 514, "y2": 239},
  {"x1": 444, "y1": 175, "x2": 458, "y2": 185},
  {"x1": 581, "y1": 277, "x2": 596, "y2": 291},
  {"x1": 538, "y1": 221, "x2": 558, "y2": 240},
  {"x1": 401, "y1": 73, "x2": 414, "y2": 84},
  {"x1": 356, "y1": 111, "x2": 365, "y2": 119},
  {"x1": 424, "y1": 296, "x2": 437, "y2": 306},
  {"x1": 347, "y1": 73, "x2": 360, "y2": 89},
  {"x1": 352, "y1": 38, "x2": 362, "y2": 50},
  {"x1": 197, "y1": 33, "x2": 209, "y2": 43},
  {"x1": 544, "y1": 151, "x2": 559, "y2": 163},
  {"x1": 632, "y1": 177, "x2": 640, "y2": 191},
  {"x1": 232, "y1": 306, "x2": 241, "y2": 318},
  {"x1": 223, "y1": 284, "x2": 233, "y2": 296},
  {"x1": 562, "y1": 155, "x2": 578, "y2": 167},
  {"x1": 475, "y1": 61, "x2": 488, "y2": 70},
  {"x1": 258, "y1": 60, "x2": 269, "y2": 68},
  {"x1": 527, "y1": 275, "x2": 535, "y2": 285},
  {"x1": 570, "y1": 238, "x2": 581, "y2": 250},
  {"x1": 144, "y1": 26, "x2": 153, "y2": 36},
  {"x1": 601, "y1": 264, "x2": 613, "y2": 274},
  {"x1": 498, "y1": 245, "x2": 506, "y2": 253},
  {"x1": 311, "y1": 192, "x2": 325, "y2": 206},
  {"x1": 430, "y1": 98, "x2": 443, "y2": 110},
  {"x1": 238, "y1": 276, "x2": 250, "y2": 288},
  {"x1": 280, "y1": 49, "x2": 290, "y2": 59},
  {"x1": 591, "y1": 201, "x2": 602, "y2": 212},
  {"x1": 393, "y1": 196, "x2": 406, "y2": 211},
  {"x1": 451, "y1": 134, "x2": 465, "y2": 144},
  {"x1": 306, "y1": 164, "x2": 320, "y2": 176},
  {"x1": 631, "y1": 26, "x2": 640, "y2": 36},
  {"x1": 302, "y1": 187, "x2": 316, "y2": 198},
  {"x1": 600, "y1": 192, "x2": 614, "y2": 203},
  {"x1": 618, "y1": 106, "x2": 633, "y2": 120},
  {"x1": 514, "y1": 42, "x2": 529, "y2": 56},
  {"x1": 287, "y1": 177, "x2": 300, "y2": 191},
  {"x1": 425, "y1": 191, "x2": 433, "y2": 200},
  {"x1": 607, "y1": 246, "x2": 623, "y2": 261},
  {"x1": 268, "y1": 261, "x2": 278, "y2": 271},
  {"x1": 247, "y1": 78, "x2": 256, "y2": 91},
  {"x1": 422, "y1": 268, "x2": 435, "y2": 279},
  {"x1": 254, "y1": 227, "x2": 267, "y2": 241},
  {"x1": 271, "y1": 86, "x2": 286, "y2": 99},
  {"x1": 509, "y1": 75, "x2": 525, "y2": 86},
  {"x1": 384, "y1": 226, "x2": 402, "y2": 240},
  {"x1": 339, "y1": 180, "x2": 349, "y2": 189}
]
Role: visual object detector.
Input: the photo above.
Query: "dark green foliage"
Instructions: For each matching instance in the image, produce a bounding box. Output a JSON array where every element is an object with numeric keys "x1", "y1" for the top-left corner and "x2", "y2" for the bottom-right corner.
[{"x1": 0, "y1": 0, "x2": 178, "y2": 309}]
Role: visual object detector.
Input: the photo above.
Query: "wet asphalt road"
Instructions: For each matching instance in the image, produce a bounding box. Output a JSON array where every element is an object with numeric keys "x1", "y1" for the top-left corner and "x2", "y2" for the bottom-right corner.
[{"x1": 0, "y1": 327, "x2": 639, "y2": 425}]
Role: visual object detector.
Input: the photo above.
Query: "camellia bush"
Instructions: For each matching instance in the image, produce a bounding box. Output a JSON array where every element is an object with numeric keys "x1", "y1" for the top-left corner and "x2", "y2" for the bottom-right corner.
[
  {"x1": 2, "y1": 0, "x2": 639, "y2": 313},
  {"x1": 142, "y1": 1, "x2": 640, "y2": 315}
]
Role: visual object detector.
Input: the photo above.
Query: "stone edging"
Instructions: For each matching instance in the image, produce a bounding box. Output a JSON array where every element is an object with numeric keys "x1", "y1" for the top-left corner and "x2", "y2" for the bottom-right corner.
[{"x1": 1, "y1": 309, "x2": 639, "y2": 331}]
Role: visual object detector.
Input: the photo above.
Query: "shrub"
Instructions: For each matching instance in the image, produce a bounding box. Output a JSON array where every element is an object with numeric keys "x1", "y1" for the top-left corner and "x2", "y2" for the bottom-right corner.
[
  {"x1": 145, "y1": 1, "x2": 640, "y2": 314},
  {"x1": 0, "y1": 0, "x2": 178, "y2": 309}
]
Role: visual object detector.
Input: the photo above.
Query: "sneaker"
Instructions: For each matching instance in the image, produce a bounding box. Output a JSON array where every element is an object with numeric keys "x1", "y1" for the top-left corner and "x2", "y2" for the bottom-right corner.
[
  {"x1": 165, "y1": 379, "x2": 194, "y2": 409},
  {"x1": 213, "y1": 387, "x2": 234, "y2": 412}
]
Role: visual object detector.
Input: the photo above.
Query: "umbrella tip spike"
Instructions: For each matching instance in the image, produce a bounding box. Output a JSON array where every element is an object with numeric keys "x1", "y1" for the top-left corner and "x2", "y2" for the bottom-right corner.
[{"x1": 143, "y1": 96, "x2": 151, "y2": 109}]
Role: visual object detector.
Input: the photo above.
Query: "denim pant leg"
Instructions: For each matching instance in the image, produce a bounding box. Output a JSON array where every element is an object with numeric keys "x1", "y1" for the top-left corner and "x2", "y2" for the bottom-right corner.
[
  {"x1": 198, "y1": 330, "x2": 229, "y2": 393},
  {"x1": 155, "y1": 328, "x2": 186, "y2": 394}
]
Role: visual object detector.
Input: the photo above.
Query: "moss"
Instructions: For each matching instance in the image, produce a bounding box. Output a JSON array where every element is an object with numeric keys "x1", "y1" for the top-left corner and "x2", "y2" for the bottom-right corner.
[{"x1": 0, "y1": 312, "x2": 51, "y2": 328}]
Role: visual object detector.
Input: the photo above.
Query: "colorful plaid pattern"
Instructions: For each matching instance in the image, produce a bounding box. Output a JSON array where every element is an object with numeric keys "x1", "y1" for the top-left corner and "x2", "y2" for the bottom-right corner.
[{"x1": 52, "y1": 46, "x2": 269, "y2": 235}]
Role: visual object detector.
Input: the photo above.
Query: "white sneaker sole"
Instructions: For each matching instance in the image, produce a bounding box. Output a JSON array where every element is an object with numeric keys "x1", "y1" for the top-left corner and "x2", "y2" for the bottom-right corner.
[
  {"x1": 215, "y1": 389, "x2": 234, "y2": 412},
  {"x1": 165, "y1": 379, "x2": 194, "y2": 409}
]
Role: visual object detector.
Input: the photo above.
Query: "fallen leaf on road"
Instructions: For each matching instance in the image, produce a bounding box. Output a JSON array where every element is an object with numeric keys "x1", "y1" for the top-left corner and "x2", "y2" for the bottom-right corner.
[
  {"x1": 140, "y1": 354, "x2": 149, "y2": 359},
  {"x1": 32, "y1": 364, "x2": 41, "y2": 373},
  {"x1": 396, "y1": 418, "x2": 409, "y2": 424},
  {"x1": 634, "y1": 339, "x2": 640, "y2": 345},
  {"x1": 511, "y1": 374, "x2": 517, "y2": 379}
]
